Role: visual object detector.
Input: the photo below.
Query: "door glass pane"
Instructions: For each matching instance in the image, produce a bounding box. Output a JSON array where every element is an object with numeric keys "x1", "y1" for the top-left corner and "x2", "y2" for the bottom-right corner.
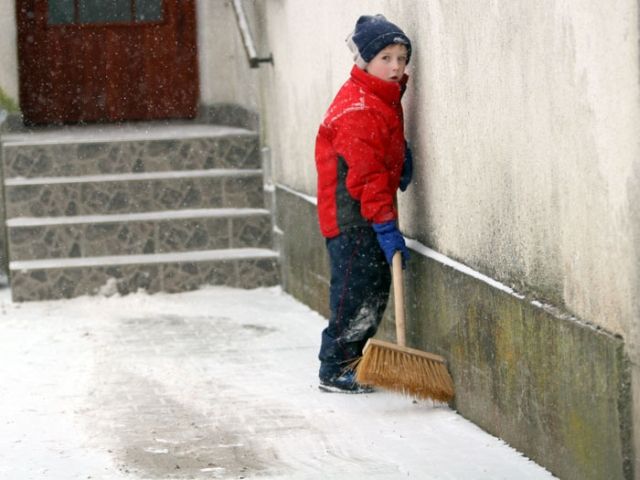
[
  {"x1": 79, "y1": 0, "x2": 132, "y2": 24},
  {"x1": 48, "y1": 0, "x2": 75, "y2": 24},
  {"x1": 136, "y1": 0, "x2": 163, "y2": 22}
]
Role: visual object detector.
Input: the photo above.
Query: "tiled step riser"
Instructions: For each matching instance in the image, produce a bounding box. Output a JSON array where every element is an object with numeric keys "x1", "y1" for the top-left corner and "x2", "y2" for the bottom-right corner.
[
  {"x1": 2, "y1": 124, "x2": 280, "y2": 302},
  {"x1": 10, "y1": 257, "x2": 279, "y2": 302},
  {"x1": 5, "y1": 175, "x2": 264, "y2": 218},
  {"x1": 8, "y1": 214, "x2": 272, "y2": 261},
  {"x1": 2, "y1": 134, "x2": 259, "y2": 178}
]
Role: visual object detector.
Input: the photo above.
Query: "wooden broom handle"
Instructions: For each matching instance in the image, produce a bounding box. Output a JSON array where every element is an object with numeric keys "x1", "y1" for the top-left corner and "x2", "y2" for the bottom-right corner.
[{"x1": 392, "y1": 251, "x2": 406, "y2": 347}]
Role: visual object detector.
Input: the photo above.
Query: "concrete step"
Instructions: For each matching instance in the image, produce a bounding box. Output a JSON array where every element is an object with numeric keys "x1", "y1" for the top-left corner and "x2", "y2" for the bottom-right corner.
[
  {"x1": 1, "y1": 121, "x2": 279, "y2": 302},
  {"x1": 0, "y1": 123, "x2": 259, "y2": 178},
  {"x1": 7, "y1": 208, "x2": 272, "y2": 261},
  {"x1": 9, "y1": 248, "x2": 279, "y2": 302},
  {"x1": 4, "y1": 169, "x2": 264, "y2": 218}
]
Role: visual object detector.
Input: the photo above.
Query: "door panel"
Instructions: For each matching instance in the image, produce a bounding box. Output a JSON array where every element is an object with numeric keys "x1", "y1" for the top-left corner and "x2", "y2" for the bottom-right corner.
[
  {"x1": 78, "y1": 0, "x2": 132, "y2": 24},
  {"x1": 135, "y1": 0, "x2": 164, "y2": 22},
  {"x1": 48, "y1": 0, "x2": 73, "y2": 24},
  {"x1": 17, "y1": 0, "x2": 199, "y2": 125}
]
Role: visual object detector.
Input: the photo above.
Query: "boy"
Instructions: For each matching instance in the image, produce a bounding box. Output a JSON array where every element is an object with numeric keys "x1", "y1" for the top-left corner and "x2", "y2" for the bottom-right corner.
[{"x1": 315, "y1": 15, "x2": 413, "y2": 393}]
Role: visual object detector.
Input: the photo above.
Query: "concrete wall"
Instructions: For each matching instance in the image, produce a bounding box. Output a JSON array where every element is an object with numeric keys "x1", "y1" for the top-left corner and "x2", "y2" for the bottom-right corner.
[
  {"x1": 0, "y1": 0, "x2": 19, "y2": 112},
  {"x1": 257, "y1": 0, "x2": 640, "y2": 346},
  {"x1": 253, "y1": 1, "x2": 640, "y2": 478},
  {"x1": 196, "y1": 0, "x2": 262, "y2": 122},
  {"x1": 0, "y1": 0, "x2": 19, "y2": 282}
]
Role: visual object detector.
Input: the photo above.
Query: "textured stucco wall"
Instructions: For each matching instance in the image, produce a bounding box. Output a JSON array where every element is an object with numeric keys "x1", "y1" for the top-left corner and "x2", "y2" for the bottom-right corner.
[
  {"x1": 256, "y1": 0, "x2": 640, "y2": 349},
  {"x1": 400, "y1": 1, "x2": 640, "y2": 344},
  {"x1": 196, "y1": 0, "x2": 262, "y2": 114}
]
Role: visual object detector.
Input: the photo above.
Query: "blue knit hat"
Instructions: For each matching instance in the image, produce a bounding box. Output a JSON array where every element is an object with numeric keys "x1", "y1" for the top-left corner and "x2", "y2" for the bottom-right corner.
[{"x1": 346, "y1": 15, "x2": 412, "y2": 69}]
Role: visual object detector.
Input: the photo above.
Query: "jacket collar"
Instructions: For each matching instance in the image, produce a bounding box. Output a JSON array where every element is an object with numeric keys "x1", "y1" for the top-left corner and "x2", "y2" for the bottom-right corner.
[{"x1": 350, "y1": 65, "x2": 408, "y2": 106}]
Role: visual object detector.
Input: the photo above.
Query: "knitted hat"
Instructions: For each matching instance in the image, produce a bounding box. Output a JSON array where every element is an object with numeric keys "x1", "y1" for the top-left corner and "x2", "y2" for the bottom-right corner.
[{"x1": 346, "y1": 15, "x2": 412, "y2": 69}]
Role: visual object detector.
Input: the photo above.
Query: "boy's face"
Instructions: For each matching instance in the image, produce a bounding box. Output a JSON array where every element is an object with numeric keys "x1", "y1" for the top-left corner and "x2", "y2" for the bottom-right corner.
[{"x1": 366, "y1": 44, "x2": 409, "y2": 83}]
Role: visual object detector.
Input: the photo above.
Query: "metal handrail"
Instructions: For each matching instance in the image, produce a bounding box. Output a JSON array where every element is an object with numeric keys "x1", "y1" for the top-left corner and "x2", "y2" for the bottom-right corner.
[{"x1": 231, "y1": 0, "x2": 273, "y2": 68}]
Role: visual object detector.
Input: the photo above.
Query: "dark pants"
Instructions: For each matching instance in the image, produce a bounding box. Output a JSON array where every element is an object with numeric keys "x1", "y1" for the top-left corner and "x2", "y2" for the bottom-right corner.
[{"x1": 318, "y1": 227, "x2": 391, "y2": 380}]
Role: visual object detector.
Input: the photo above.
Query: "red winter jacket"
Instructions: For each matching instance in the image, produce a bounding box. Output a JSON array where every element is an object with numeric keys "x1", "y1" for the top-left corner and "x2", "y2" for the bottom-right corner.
[{"x1": 315, "y1": 65, "x2": 408, "y2": 238}]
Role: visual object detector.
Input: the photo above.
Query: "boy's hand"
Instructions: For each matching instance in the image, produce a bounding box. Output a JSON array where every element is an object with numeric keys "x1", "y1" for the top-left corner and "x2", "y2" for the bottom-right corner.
[
  {"x1": 372, "y1": 221, "x2": 409, "y2": 267},
  {"x1": 399, "y1": 141, "x2": 413, "y2": 191}
]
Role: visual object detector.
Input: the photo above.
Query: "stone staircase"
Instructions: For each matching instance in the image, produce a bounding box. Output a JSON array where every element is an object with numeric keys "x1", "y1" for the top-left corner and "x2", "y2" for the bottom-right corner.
[{"x1": 0, "y1": 122, "x2": 279, "y2": 301}]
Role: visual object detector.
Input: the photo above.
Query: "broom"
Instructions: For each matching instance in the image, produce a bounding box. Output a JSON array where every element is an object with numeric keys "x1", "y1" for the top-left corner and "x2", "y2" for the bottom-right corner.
[{"x1": 355, "y1": 251, "x2": 455, "y2": 402}]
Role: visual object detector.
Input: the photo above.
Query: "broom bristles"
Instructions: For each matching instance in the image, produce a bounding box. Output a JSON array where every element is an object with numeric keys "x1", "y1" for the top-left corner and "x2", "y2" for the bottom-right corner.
[{"x1": 355, "y1": 339, "x2": 455, "y2": 403}]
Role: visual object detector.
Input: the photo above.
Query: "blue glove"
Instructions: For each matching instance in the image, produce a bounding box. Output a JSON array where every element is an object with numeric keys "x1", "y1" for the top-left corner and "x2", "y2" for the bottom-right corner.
[
  {"x1": 372, "y1": 221, "x2": 409, "y2": 266},
  {"x1": 399, "y1": 141, "x2": 413, "y2": 191}
]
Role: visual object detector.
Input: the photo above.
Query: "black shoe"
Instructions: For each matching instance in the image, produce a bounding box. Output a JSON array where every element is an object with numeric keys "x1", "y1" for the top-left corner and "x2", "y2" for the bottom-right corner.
[{"x1": 319, "y1": 370, "x2": 374, "y2": 394}]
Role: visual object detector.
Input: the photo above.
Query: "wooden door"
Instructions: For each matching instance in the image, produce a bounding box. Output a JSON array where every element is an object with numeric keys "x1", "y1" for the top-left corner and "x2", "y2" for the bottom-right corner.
[{"x1": 16, "y1": 0, "x2": 199, "y2": 125}]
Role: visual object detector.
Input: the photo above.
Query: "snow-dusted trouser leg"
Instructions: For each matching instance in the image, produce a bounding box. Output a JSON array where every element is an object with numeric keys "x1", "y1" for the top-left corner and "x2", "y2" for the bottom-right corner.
[{"x1": 318, "y1": 227, "x2": 391, "y2": 381}]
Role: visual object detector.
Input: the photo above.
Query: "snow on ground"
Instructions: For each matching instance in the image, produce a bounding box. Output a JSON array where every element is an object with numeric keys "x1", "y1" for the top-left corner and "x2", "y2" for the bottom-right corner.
[{"x1": 0, "y1": 285, "x2": 557, "y2": 479}]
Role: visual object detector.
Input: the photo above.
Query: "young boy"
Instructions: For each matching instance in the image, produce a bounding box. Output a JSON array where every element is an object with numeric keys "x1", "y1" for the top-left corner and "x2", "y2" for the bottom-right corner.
[{"x1": 315, "y1": 15, "x2": 413, "y2": 393}]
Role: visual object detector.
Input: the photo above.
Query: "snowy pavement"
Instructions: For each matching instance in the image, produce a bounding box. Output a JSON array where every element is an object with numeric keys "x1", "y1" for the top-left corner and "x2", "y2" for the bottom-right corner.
[{"x1": 0, "y1": 286, "x2": 556, "y2": 479}]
